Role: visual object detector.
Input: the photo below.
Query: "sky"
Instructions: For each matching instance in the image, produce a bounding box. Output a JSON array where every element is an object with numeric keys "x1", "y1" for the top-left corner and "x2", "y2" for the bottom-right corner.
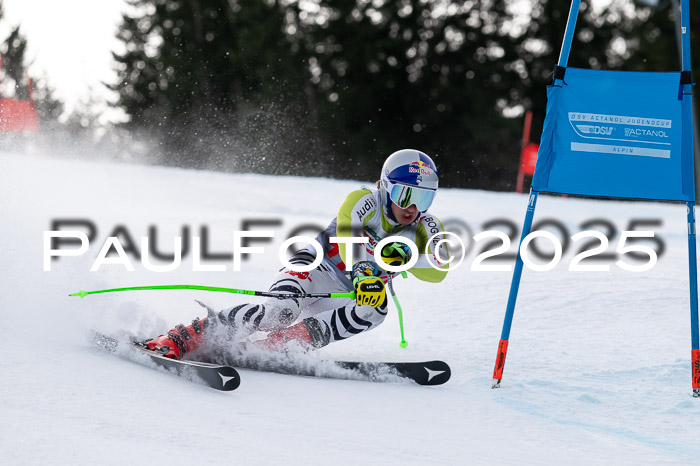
[{"x1": 2, "y1": 0, "x2": 128, "y2": 121}]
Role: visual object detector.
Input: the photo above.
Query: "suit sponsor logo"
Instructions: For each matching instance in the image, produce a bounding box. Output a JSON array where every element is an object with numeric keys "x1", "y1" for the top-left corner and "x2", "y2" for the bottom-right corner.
[
  {"x1": 422, "y1": 217, "x2": 440, "y2": 236},
  {"x1": 363, "y1": 232, "x2": 378, "y2": 255},
  {"x1": 355, "y1": 196, "x2": 377, "y2": 222},
  {"x1": 284, "y1": 270, "x2": 312, "y2": 281}
]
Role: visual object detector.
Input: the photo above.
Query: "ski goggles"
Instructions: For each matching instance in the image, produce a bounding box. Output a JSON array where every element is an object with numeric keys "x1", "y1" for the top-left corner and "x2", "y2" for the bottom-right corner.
[{"x1": 388, "y1": 183, "x2": 436, "y2": 211}]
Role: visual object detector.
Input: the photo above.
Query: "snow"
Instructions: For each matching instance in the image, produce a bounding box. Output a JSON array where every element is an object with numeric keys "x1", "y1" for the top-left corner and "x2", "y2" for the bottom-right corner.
[{"x1": 1, "y1": 151, "x2": 699, "y2": 465}]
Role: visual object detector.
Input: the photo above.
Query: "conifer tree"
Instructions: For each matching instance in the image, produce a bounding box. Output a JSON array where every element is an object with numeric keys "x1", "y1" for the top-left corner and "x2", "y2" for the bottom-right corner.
[{"x1": 112, "y1": 0, "x2": 313, "y2": 172}]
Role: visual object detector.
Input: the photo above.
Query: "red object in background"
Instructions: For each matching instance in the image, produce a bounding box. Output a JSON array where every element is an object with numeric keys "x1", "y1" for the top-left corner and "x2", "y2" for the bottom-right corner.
[
  {"x1": 520, "y1": 143, "x2": 539, "y2": 176},
  {"x1": 0, "y1": 97, "x2": 40, "y2": 133},
  {"x1": 0, "y1": 54, "x2": 40, "y2": 135},
  {"x1": 516, "y1": 111, "x2": 539, "y2": 193}
]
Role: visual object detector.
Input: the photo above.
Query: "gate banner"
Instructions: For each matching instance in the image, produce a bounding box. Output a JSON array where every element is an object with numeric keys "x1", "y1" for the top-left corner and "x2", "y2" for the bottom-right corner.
[{"x1": 532, "y1": 67, "x2": 694, "y2": 202}]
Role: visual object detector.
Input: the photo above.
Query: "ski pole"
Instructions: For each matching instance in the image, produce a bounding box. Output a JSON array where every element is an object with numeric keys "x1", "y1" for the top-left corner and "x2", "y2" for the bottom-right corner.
[
  {"x1": 387, "y1": 273, "x2": 408, "y2": 348},
  {"x1": 69, "y1": 285, "x2": 355, "y2": 300}
]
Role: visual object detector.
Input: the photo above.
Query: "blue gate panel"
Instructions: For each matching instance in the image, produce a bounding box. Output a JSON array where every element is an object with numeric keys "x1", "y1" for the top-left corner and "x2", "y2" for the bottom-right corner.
[{"x1": 532, "y1": 68, "x2": 694, "y2": 201}]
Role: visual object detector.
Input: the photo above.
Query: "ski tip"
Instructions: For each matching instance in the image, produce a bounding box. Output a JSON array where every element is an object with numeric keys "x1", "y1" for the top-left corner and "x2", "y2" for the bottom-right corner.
[
  {"x1": 69, "y1": 290, "x2": 88, "y2": 298},
  {"x1": 391, "y1": 360, "x2": 451, "y2": 386},
  {"x1": 423, "y1": 361, "x2": 451, "y2": 385}
]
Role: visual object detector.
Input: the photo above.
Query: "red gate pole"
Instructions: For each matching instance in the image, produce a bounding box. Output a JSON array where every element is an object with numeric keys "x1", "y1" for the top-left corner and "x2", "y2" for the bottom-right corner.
[{"x1": 516, "y1": 111, "x2": 533, "y2": 193}]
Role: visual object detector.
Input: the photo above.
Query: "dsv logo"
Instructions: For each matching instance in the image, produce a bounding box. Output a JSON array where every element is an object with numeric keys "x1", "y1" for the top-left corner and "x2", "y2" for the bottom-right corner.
[{"x1": 577, "y1": 125, "x2": 614, "y2": 135}]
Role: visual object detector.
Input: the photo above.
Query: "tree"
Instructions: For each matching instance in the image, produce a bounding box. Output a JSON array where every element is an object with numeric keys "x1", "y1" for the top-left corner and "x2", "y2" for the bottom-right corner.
[
  {"x1": 308, "y1": 0, "x2": 524, "y2": 189},
  {"x1": 510, "y1": 0, "x2": 631, "y2": 149},
  {"x1": 623, "y1": 0, "x2": 700, "y2": 73},
  {"x1": 2, "y1": 26, "x2": 30, "y2": 99},
  {"x1": 109, "y1": 0, "x2": 686, "y2": 191},
  {"x1": 112, "y1": 0, "x2": 318, "y2": 173}
]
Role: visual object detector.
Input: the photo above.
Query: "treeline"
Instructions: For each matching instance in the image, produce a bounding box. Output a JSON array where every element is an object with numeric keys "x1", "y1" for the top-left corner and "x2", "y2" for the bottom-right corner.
[{"x1": 5, "y1": 0, "x2": 700, "y2": 190}]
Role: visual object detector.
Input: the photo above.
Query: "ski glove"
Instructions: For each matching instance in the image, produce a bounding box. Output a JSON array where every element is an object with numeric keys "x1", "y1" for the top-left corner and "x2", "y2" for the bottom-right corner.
[
  {"x1": 355, "y1": 278, "x2": 386, "y2": 307},
  {"x1": 379, "y1": 241, "x2": 412, "y2": 268},
  {"x1": 352, "y1": 261, "x2": 386, "y2": 308}
]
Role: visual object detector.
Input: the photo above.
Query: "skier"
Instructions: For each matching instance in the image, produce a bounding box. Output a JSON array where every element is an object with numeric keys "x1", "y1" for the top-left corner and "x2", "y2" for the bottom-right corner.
[{"x1": 144, "y1": 149, "x2": 450, "y2": 359}]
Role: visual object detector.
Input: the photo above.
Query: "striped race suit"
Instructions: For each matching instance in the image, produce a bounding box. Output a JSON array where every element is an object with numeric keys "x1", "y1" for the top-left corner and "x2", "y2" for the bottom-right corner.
[{"x1": 217, "y1": 187, "x2": 449, "y2": 348}]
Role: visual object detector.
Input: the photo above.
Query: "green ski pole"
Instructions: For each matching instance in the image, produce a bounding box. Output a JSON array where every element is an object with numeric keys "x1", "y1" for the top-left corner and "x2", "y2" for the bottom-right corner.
[
  {"x1": 387, "y1": 274, "x2": 408, "y2": 348},
  {"x1": 69, "y1": 284, "x2": 355, "y2": 300}
]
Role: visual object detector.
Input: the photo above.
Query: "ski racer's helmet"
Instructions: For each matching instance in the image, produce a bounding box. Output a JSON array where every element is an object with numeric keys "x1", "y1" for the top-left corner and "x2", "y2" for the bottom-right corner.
[{"x1": 380, "y1": 149, "x2": 438, "y2": 213}]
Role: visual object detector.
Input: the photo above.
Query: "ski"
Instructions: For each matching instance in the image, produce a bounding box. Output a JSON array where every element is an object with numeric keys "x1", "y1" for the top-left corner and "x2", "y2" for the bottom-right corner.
[
  {"x1": 336, "y1": 360, "x2": 450, "y2": 386},
  {"x1": 90, "y1": 332, "x2": 241, "y2": 391},
  {"x1": 91, "y1": 331, "x2": 450, "y2": 387},
  {"x1": 217, "y1": 352, "x2": 451, "y2": 386}
]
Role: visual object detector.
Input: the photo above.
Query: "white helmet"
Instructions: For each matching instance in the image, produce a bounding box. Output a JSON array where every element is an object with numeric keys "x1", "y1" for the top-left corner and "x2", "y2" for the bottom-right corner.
[{"x1": 379, "y1": 149, "x2": 439, "y2": 213}]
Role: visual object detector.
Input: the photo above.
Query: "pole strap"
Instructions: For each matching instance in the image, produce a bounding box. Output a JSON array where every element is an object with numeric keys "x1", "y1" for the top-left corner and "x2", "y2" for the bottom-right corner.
[
  {"x1": 681, "y1": 70, "x2": 694, "y2": 85},
  {"x1": 553, "y1": 65, "x2": 567, "y2": 82}
]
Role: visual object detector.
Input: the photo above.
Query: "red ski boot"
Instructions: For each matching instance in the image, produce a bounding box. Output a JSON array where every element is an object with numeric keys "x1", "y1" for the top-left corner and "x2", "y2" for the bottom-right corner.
[
  {"x1": 255, "y1": 318, "x2": 329, "y2": 351},
  {"x1": 144, "y1": 317, "x2": 209, "y2": 360}
]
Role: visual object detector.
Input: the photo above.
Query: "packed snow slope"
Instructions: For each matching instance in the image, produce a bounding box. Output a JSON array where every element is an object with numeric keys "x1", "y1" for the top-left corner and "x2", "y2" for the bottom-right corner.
[{"x1": 2, "y1": 152, "x2": 699, "y2": 465}]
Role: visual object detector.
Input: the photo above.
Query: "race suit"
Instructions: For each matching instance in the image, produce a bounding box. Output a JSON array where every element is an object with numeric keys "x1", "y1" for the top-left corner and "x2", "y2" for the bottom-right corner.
[{"x1": 217, "y1": 187, "x2": 449, "y2": 348}]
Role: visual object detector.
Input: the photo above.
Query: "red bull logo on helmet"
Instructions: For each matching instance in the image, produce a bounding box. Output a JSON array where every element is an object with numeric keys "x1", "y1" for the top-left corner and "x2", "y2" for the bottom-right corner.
[{"x1": 408, "y1": 160, "x2": 433, "y2": 176}]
